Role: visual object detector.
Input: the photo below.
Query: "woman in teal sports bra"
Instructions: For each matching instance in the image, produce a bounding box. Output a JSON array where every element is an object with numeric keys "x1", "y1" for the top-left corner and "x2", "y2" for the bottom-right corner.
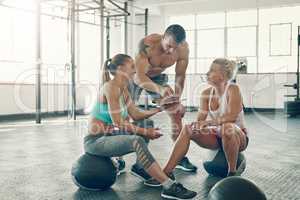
[{"x1": 84, "y1": 54, "x2": 197, "y2": 199}]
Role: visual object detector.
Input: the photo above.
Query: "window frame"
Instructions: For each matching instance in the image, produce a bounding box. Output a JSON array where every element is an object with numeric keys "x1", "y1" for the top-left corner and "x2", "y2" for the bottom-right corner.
[{"x1": 269, "y1": 22, "x2": 292, "y2": 57}]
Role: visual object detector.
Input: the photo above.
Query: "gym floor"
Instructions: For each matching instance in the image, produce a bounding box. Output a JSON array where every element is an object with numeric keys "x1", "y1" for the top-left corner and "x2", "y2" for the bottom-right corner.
[{"x1": 0, "y1": 112, "x2": 299, "y2": 200}]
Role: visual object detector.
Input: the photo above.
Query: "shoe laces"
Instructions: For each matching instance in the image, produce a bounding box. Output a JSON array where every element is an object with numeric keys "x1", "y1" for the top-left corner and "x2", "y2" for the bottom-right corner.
[
  {"x1": 174, "y1": 183, "x2": 187, "y2": 193},
  {"x1": 182, "y1": 157, "x2": 189, "y2": 163}
]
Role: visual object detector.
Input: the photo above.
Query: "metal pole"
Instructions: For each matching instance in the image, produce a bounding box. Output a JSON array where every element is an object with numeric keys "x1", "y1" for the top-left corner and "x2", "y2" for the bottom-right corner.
[
  {"x1": 256, "y1": 8, "x2": 259, "y2": 73},
  {"x1": 124, "y1": 2, "x2": 128, "y2": 54},
  {"x1": 76, "y1": 4, "x2": 80, "y2": 81},
  {"x1": 108, "y1": 0, "x2": 129, "y2": 14},
  {"x1": 194, "y1": 15, "x2": 198, "y2": 74},
  {"x1": 145, "y1": 8, "x2": 148, "y2": 36},
  {"x1": 144, "y1": 8, "x2": 149, "y2": 110},
  {"x1": 224, "y1": 11, "x2": 228, "y2": 58},
  {"x1": 36, "y1": 0, "x2": 41, "y2": 124},
  {"x1": 100, "y1": 0, "x2": 104, "y2": 87},
  {"x1": 103, "y1": 13, "x2": 130, "y2": 18},
  {"x1": 297, "y1": 26, "x2": 300, "y2": 100},
  {"x1": 106, "y1": 17, "x2": 110, "y2": 59},
  {"x1": 71, "y1": 0, "x2": 76, "y2": 120}
]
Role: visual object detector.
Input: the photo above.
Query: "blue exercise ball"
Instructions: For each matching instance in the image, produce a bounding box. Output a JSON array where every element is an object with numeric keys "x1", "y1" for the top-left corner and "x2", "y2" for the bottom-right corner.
[
  {"x1": 203, "y1": 150, "x2": 246, "y2": 177},
  {"x1": 71, "y1": 153, "x2": 117, "y2": 191}
]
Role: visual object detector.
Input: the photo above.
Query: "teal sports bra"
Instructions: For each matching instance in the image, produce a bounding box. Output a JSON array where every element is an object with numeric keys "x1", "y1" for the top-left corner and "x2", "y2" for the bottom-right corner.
[{"x1": 91, "y1": 96, "x2": 128, "y2": 124}]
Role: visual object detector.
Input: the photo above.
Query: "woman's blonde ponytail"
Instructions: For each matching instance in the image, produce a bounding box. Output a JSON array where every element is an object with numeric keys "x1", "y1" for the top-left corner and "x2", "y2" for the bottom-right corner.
[{"x1": 102, "y1": 58, "x2": 112, "y2": 85}]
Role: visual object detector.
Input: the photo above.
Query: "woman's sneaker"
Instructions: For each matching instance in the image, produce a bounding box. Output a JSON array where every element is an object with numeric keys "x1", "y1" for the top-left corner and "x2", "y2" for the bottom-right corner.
[
  {"x1": 161, "y1": 182, "x2": 197, "y2": 199},
  {"x1": 116, "y1": 159, "x2": 126, "y2": 175},
  {"x1": 175, "y1": 157, "x2": 197, "y2": 172},
  {"x1": 144, "y1": 172, "x2": 175, "y2": 187},
  {"x1": 130, "y1": 163, "x2": 151, "y2": 181}
]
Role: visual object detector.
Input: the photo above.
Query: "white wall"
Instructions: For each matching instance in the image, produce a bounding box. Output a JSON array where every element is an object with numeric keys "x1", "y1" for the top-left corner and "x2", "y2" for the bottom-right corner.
[
  {"x1": 236, "y1": 73, "x2": 296, "y2": 108},
  {"x1": 0, "y1": 83, "x2": 98, "y2": 116},
  {"x1": 161, "y1": 0, "x2": 300, "y2": 15},
  {"x1": 165, "y1": 73, "x2": 297, "y2": 109},
  {"x1": 0, "y1": 73, "x2": 297, "y2": 115}
]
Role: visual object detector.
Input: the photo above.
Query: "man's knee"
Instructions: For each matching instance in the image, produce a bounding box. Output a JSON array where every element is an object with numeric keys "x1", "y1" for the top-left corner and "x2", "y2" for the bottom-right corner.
[{"x1": 221, "y1": 123, "x2": 237, "y2": 140}]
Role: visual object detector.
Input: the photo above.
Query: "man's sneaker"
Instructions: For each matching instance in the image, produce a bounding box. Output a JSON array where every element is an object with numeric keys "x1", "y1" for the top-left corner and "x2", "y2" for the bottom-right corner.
[
  {"x1": 130, "y1": 163, "x2": 151, "y2": 181},
  {"x1": 227, "y1": 171, "x2": 238, "y2": 177},
  {"x1": 144, "y1": 172, "x2": 175, "y2": 187},
  {"x1": 235, "y1": 156, "x2": 246, "y2": 175},
  {"x1": 116, "y1": 159, "x2": 126, "y2": 175},
  {"x1": 175, "y1": 157, "x2": 197, "y2": 172},
  {"x1": 161, "y1": 182, "x2": 197, "y2": 199}
]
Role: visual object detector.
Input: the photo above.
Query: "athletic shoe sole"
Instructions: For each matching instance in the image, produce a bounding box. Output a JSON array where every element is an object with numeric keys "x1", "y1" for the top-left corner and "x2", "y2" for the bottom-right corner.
[
  {"x1": 117, "y1": 169, "x2": 126, "y2": 176},
  {"x1": 143, "y1": 180, "x2": 162, "y2": 187},
  {"x1": 131, "y1": 171, "x2": 161, "y2": 187},
  {"x1": 175, "y1": 165, "x2": 197, "y2": 172},
  {"x1": 161, "y1": 193, "x2": 195, "y2": 200}
]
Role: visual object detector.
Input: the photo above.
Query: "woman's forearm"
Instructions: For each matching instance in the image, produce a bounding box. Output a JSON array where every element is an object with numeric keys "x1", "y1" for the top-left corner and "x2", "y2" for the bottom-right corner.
[
  {"x1": 133, "y1": 107, "x2": 161, "y2": 120},
  {"x1": 117, "y1": 121, "x2": 148, "y2": 136},
  {"x1": 142, "y1": 108, "x2": 161, "y2": 118}
]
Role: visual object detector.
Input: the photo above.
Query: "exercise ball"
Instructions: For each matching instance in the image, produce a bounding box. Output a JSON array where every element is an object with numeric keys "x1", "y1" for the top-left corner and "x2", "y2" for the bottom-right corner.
[
  {"x1": 208, "y1": 176, "x2": 267, "y2": 200},
  {"x1": 71, "y1": 153, "x2": 117, "y2": 191},
  {"x1": 203, "y1": 150, "x2": 246, "y2": 178}
]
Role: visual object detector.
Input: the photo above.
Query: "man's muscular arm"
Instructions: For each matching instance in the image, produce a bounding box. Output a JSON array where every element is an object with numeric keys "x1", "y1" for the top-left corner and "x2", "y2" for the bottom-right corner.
[
  {"x1": 175, "y1": 42, "x2": 189, "y2": 98},
  {"x1": 135, "y1": 39, "x2": 166, "y2": 96}
]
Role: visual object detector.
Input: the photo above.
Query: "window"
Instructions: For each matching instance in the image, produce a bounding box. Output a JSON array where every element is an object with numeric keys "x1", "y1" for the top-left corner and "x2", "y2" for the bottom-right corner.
[
  {"x1": 78, "y1": 23, "x2": 101, "y2": 84},
  {"x1": 227, "y1": 26, "x2": 257, "y2": 57},
  {"x1": 186, "y1": 30, "x2": 195, "y2": 58},
  {"x1": 186, "y1": 59, "x2": 196, "y2": 74},
  {"x1": 197, "y1": 29, "x2": 224, "y2": 58},
  {"x1": 227, "y1": 10, "x2": 257, "y2": 27},
  {"x1": 3, "y1": 0, "x2": 36, "y2": 10},
  {"x1": 188, "y1": 43, "x2": 196, "y2": 58},
  {"x1": 0, "y1": 8, "x2": 36, "y2": 83},
  {"x1": 196, "y1": 13, "x2": 225, "y2": 29},
  {"x1": 0, "y1": 6, "x2": 13, "y2": 61},
  {"x1": 42, "y1": 16, "x2": 68, "y2": 65},
  {"x1": 196, "y1": 58, "x2": 215, "y2": 74},
  {"x1": 13, "y1": 11, "x2": 36, "y2": 62},
  {"x1": 168, "y1": 15, "x2": 195, "y2": 30},
  {"x1": 41, "y1": 16, "x2": 69, "y2": 84}
]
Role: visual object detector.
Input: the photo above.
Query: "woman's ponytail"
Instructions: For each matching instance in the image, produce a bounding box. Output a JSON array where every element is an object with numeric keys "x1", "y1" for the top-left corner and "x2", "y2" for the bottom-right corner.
[
  {"x1": 102, "y1": 58, "x2": 112, "y2": 85},
  {"x1": 101, "y1": 54, "x2": 132, "y2": 85}
]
